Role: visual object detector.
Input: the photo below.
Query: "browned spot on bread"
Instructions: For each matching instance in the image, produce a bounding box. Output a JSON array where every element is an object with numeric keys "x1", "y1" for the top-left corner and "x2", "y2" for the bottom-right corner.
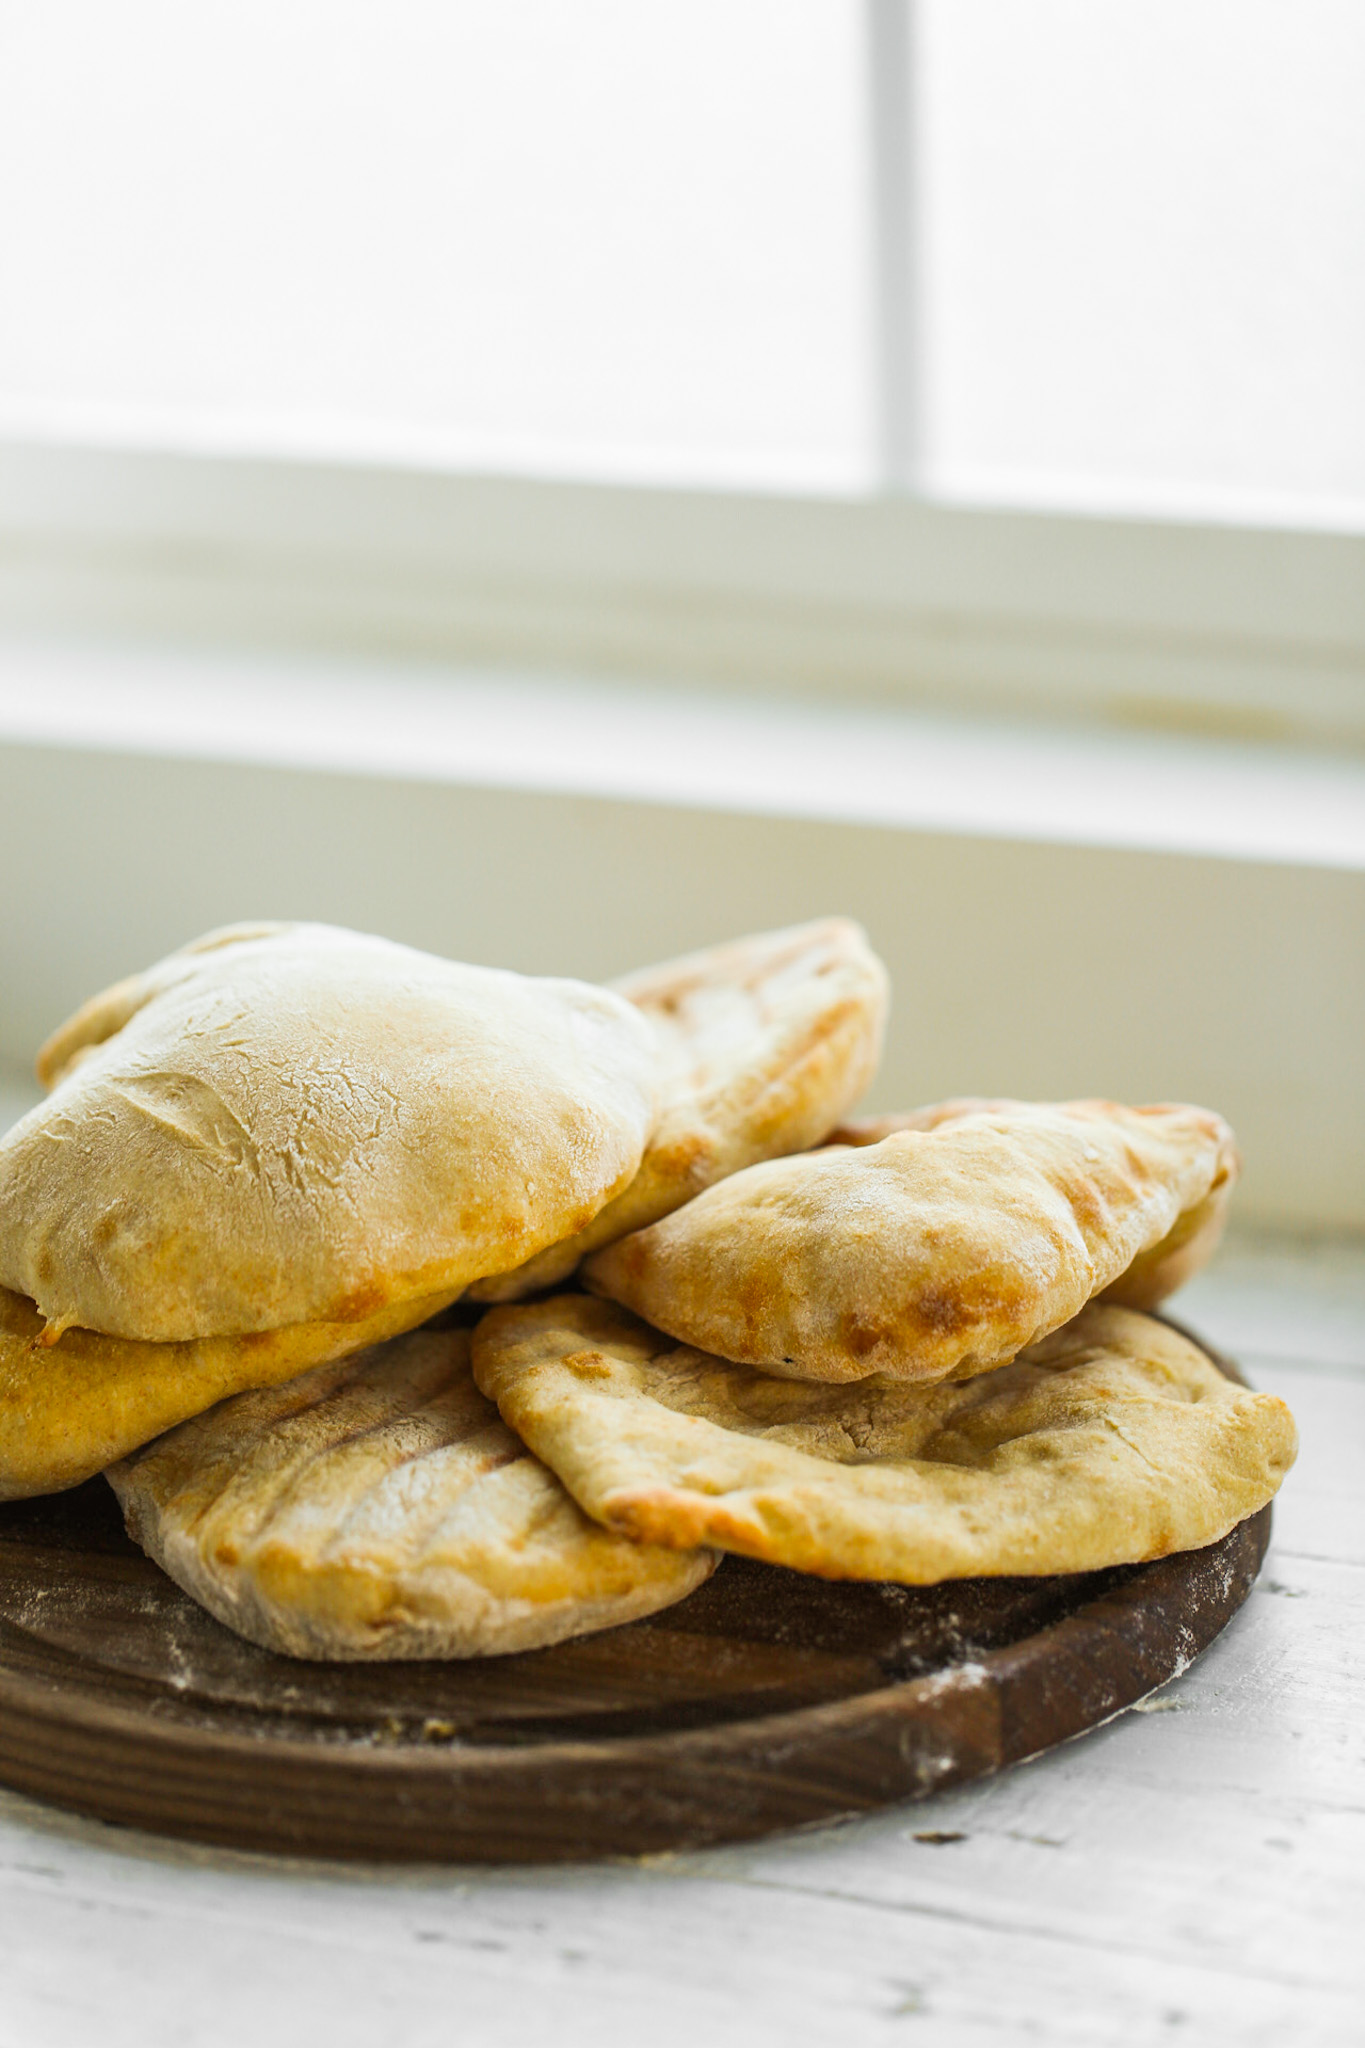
[
  {"x1": 649, "y1": 1129, "x2": 716, "y2": 1185},
  {"x1": 912, "y1": 1286, "x2": 973, "y2": 1338},
  {"x1": 604, "y1": 1487, "x2": 722, "y2": 1551},
  {"x1": 563, "y1": 1348, "x2": 616, "y2": 1380},
  {"x1": 840, "y1": 1316, "x2": 887, "y2": 1359},
  {"x1": 332, "y1": 1281, "x2": 390, "y2": 1324}
]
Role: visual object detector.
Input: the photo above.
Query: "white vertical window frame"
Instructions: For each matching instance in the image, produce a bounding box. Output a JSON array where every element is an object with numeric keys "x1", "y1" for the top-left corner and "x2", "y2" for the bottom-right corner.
[{"x1": 866, "y1": 0, "x2": 919, "y2": 494}]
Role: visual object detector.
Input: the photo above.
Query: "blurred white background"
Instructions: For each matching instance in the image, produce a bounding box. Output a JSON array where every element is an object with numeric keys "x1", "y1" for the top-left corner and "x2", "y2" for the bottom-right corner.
[
  {"x1": 919, "y1": 0, "x2": 1365, "y2": 524},
  {"x1": 1, "y1": 0, "x2": 1361, "y2": 521},
  {"x1": 0, "y1": 1, "x2": 875, "y2": 489}
]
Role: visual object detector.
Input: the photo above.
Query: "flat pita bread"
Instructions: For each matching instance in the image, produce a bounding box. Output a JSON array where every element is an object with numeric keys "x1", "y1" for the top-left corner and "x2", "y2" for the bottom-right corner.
[
  {"x1": 109, "y1": 1325, "x2": 715, "y2": 1659},
  {"x1": 471, "y1": 1296, "x2": 1296, "y2": 1583},
  {"x1": 1, "y1": 922, "x2": 657, "y2": 1342},
  {"x1": 828, "y1": 1098, "x2": 1238, "y2": 1311},
  {"x1": 0, "y1": 1280, "x2": 458, "y2": 1500},
  {"x1": 584, "y1": 1101, "x2": 1236, "y2": 1384},
  {"x1": 471, "y1": 919, "x2": 888, "y2": 1302}
]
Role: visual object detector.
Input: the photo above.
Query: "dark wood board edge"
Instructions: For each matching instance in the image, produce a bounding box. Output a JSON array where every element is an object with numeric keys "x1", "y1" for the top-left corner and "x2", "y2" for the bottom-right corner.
[{"x1": 0, "y1": 1504, "x2": 1271, "y2": 1864}]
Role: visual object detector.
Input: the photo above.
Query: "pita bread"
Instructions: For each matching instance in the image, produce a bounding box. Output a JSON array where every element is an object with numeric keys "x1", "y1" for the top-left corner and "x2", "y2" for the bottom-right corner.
[
  {"x1": 824, "y1": 1098, "x2": 1021, "y2": 1148},
  {"x1": 1, "y1": 922, "x2": 657, "y2": 1342},
  {"x1": 35, "y1": 921, "x2": 289, "y2": 1090},
  {"x1": 109, "y1": 1326, "x2": 715, "y2": 1659},
  {"x1": 0, "y1": 1280, "x2": 458, "y2": 1500},
  {"x1": 829, "y1": 1098, "x2": 1238, "y2": 1311},
  {"x1": 585, "y1": 1101, "x2": 1236, "y2": 1384},
  {"x1": 471, "y1": 1296, "x2": 1296, "y2": 1583},
  {"x1": 1100, "y1": 1178, "x2": 1234, "y2": 1311},
  {"x1": 470, "y1": 919, "x2": 888, "y2": 1302}
]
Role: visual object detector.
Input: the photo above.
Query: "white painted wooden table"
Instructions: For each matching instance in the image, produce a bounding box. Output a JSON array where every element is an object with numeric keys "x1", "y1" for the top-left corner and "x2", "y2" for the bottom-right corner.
[{"x1": 0, "y1": 1065, "x2": 1360, "y2": 2047}]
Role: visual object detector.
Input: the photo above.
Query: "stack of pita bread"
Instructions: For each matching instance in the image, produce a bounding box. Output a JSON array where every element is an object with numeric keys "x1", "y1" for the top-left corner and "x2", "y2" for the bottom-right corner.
[{"x1": 0, "y1": 917, "x2": 1295, "y2": 1662}]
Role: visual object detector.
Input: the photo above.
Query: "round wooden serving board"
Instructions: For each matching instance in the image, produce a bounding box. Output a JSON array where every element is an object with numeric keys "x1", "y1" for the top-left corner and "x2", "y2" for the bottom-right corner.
[{"x1": 0, "y1": 1328, "x2": 1270, "y2": 1864}]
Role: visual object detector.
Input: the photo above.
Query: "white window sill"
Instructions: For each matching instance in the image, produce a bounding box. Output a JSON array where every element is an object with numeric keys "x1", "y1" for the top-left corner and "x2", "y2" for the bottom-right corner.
[{"x1": 3, "y1": 634, "x2": 1363, "y2": 873}]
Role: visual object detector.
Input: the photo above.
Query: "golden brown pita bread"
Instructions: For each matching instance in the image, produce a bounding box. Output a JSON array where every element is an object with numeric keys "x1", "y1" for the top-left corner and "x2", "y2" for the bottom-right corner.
[
  {"x1": 1, "y1": 923, "x2": 657, "y2": 1342},
  {"x1": 0, "y1": 1281, "x2": 458, "y2": 1500},
  {"x1": 585, "y1": 1101, "x2": 1237, "y2": 1385},
  {"x1": 829, "y1": 1098, "x2": 1238, "y2": 1311},
  {"x1": 471, "y1": 1296, "x2": 1296, "y2": 1583},
  {"x1": 471, "y1": 919, "x2": 888, "y2": 1302},
  {"x1": 109, "y1": 1325, "x2": 714, "y2": 1658}
]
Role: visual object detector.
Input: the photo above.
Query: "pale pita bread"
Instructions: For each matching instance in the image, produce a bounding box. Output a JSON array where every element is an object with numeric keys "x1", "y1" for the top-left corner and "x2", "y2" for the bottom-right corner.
[
  {"x1": 471, "y1": 919, "x2": 888, "y2": 1302},
  {"x1": 585, "y1": 1101, "x2": 1236, "y2": 1384},
  {"x1": 109, "y1": 1325, "x2": 715, "y2": 1659},
  {"x1": 0, "y1": 1280, "x2": 458, "y2": 1500},
  {"x1": 1100, "y1": 1179, "x2": 1235, "y2": 1311},
  {"x1": 35, "y1": 921, "x2": 289, "y2": 1090},
  {"x1": 824, "y1": 1098, "x2": 1020, "y2": 1148},
  {"x1": 471, "y1": 1296, "x2": 1296, "y2": 1583},
  {"x1": 829, "y1": 1098, "x2": 1238, "y2": 1311},
  {"x1": 1, "y1": 923, "x2": 657, "y2": 1342}
]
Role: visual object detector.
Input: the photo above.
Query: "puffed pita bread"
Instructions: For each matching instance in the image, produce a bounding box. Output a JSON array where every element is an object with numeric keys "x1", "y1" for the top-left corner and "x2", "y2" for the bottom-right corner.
[
  {"x1": 109, "y1": 1326, "x2": 715, "y2": 1659},
  {"x1": 1, "y1": 922, "x2": 657, "y2": 1342},
  {"x1": 828, "y1": 1098, "x2": 1238, "y2": 1312},
  {"x1": 0, "y1": 1280, "x2": 458, "y2": 1500},
  {"x1": 471, "y1": 919, "x2": 888, "y2": 1302},
  {"x1": 471, "y1": 1296, "x2": 1296, "y2": 1583},
  {"x1": 585, "y1": 1101, "x2": 1237, "y2": 1385}
]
